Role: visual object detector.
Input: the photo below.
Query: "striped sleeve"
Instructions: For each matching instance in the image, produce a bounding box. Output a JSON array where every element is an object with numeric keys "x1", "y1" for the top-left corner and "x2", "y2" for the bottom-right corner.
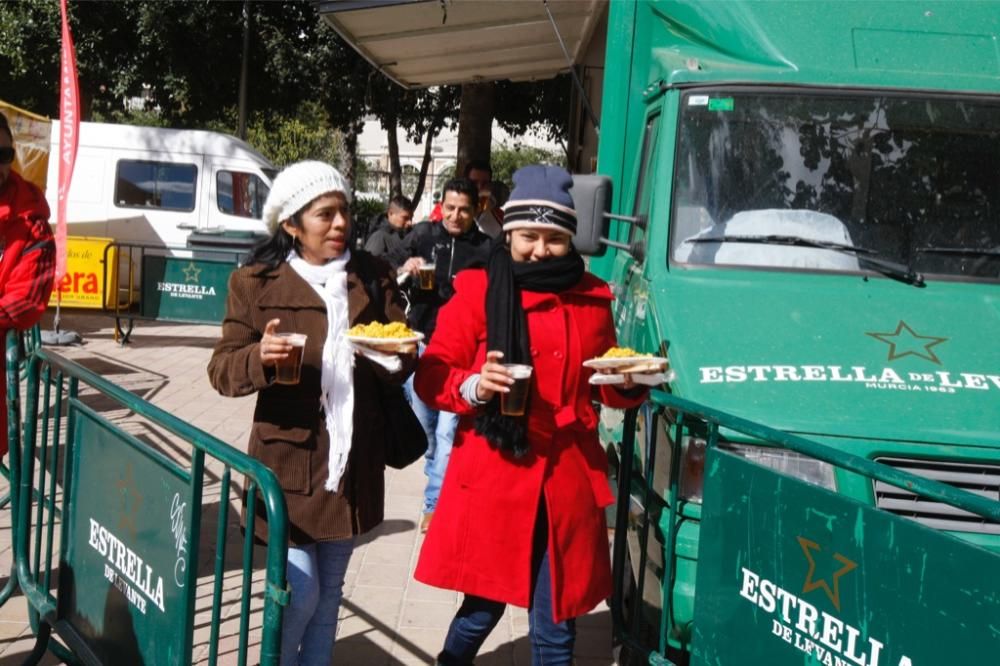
[{"x1": 0, "y1": 216, "x2": 55, "y2": 331}]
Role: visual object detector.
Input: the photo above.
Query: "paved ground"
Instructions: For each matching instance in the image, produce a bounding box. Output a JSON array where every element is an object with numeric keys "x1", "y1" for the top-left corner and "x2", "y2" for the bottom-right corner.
[{"x1": 0, "y1": 311, "x2": 617, "y2": 665}]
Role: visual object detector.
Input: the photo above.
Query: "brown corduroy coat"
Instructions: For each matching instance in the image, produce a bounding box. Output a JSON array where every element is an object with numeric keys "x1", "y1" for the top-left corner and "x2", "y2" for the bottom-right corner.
[{"x1": 208, "y1": 251, "x2": 413, "y2": 545}]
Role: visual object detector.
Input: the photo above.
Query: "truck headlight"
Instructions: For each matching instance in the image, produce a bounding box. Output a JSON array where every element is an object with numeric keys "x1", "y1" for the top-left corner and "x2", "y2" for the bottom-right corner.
[
  {"x1": 722, "y1": 442, "x2": 837, "y2": 491},
  {"x1": 679, "y1": 436, "x2": 707, "y2": 502},
  {"x1": 678, "y1": 438, "x2": 837, "y2": 502}
]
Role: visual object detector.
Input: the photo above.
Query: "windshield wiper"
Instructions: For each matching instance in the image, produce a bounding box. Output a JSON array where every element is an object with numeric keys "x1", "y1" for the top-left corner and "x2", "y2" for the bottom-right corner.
[
  {"x1": 915, "y1": 246, "x2": 1000, "y2": 257},
  {"x1": 688, "y1": 234, "x2": 925, "y2": 286}
]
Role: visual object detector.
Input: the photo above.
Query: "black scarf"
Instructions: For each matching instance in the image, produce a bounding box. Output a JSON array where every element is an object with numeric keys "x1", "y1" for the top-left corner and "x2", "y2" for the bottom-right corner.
[{"x1": 474, "y1": 238, "x2": 585, "y2": 457}]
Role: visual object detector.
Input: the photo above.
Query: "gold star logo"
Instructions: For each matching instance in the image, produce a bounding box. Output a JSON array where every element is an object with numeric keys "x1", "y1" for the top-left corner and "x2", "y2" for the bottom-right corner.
[
  {"x1": 181, "y1": 261, "x2": 202, "y2": 283},
  {"x1": 797, "y1": 536, "x2": 857, "y2": 612},
  {"x1": 117, "y1": 463, "x2": 144, "y2": 538},
  {"x1": 866, "y1": 320, "x2": 947, "y2": 365}
]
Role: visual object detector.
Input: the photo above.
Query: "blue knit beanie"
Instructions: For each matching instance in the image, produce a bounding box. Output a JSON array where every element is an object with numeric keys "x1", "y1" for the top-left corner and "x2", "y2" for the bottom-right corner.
[{"x1": 501, "y1": 165, "x2": 576, "y2": 235}]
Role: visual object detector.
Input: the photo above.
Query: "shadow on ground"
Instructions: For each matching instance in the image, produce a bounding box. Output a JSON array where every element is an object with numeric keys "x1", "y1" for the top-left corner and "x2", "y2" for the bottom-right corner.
[{"x1": 40, "y1": 311, "x2": 220, "y2": 349}]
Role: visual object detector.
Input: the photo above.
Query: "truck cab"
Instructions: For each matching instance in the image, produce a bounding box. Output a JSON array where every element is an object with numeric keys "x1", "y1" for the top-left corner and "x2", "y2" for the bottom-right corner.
[{"x1": 579, "y1": 1, "x2": 1000, "y2": 659}]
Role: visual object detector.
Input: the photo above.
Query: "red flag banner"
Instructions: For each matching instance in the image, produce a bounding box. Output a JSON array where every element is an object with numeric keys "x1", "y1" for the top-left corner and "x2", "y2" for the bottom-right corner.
[{"x1": 57, "y1": 0, "x2": 80, "y2": 281}]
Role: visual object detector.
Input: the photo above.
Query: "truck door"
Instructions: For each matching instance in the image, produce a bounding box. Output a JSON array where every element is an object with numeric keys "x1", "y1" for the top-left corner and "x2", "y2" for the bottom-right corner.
[{"x1": 613, "y1": 109, "x2": 660, "y2": 349}]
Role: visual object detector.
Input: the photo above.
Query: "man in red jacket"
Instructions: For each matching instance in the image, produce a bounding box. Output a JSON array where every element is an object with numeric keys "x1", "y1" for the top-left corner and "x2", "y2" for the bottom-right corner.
[{"x1": 0, "y1": 111, "x2": 55, "y2": 458}]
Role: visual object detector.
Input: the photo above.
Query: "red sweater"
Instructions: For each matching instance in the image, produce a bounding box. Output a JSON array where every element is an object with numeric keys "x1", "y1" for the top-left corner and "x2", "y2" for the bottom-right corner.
[{"x1": 1, "y1": 170, "x2": 55, "y2": 456}]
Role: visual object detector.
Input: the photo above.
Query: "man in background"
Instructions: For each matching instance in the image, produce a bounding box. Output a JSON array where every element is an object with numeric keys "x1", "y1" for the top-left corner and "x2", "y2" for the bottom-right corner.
[
  {"x1": 364, "y1": 194, "x2": 415, "y2": 270},
  {"x1": 464, "y1": 159, "x2": 504, "y2": 238},
  {"x1": 399, "y1": 178, "x2": 490, "y2": 531}
]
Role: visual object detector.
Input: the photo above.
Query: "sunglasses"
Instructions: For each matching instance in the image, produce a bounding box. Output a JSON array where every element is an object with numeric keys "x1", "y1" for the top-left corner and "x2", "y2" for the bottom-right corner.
[{"x1": 0, "y1": 147, "x2": 15, "y2": 165}]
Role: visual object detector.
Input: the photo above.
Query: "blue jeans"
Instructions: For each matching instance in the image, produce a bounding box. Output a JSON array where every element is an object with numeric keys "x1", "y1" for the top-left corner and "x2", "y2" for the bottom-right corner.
[
  {"x1": 405, "y1": 353, "x2": 458, "y2": 514},
  {"x1": 437, "y1": 509, "x2": 576, "y2": 665},
  {"x1": 281, "y1": 539, "x2": 355, "y2": 666}
]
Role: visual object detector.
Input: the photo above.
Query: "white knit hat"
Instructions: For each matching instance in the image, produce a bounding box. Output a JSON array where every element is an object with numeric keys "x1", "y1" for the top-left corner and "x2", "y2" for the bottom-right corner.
[{"x1": 262, "y1": 161, "x2": 352, "y2": 233}]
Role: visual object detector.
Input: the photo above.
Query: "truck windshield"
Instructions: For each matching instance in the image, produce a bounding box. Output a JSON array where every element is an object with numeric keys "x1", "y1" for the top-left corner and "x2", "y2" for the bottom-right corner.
[{"x1": 671, "y1": 90, "x2": 1000, "y2": 282}]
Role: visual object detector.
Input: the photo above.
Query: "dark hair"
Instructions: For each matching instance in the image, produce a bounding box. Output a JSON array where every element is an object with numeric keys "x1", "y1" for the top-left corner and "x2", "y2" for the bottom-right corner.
[
  {"x1": 441, "y1": 178, "x2": 478, "y2": 206},
  {"x1": 491, "y1": 180, "x2": 510, "y2": 207},
  {"x1": 464, "y1": 159, "x2": 492, "y2": 178},
  {"x1": 387, "y1": 194, "x2": 414, "y2": 213},
  {"x1": 245, "y1": 212, "x2": 302, "y2": 268},
  {"x1": 0, "y1": 112, "x2": 12, "y2": 143}
]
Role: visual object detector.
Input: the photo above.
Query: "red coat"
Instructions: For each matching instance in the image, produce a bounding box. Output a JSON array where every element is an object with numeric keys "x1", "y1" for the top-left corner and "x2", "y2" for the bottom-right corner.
[
  {"x1": 1, "y1": 171, "x2": 55, "y2": 456},
  {"x1": 413, "y1": 268, "x2": 646, "y2": 622}
]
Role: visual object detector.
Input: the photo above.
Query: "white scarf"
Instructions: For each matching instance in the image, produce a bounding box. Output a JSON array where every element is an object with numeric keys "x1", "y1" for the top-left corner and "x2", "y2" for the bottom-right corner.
[{"x1": 287, "y1": 250, "x2": 354, "y2": 492}]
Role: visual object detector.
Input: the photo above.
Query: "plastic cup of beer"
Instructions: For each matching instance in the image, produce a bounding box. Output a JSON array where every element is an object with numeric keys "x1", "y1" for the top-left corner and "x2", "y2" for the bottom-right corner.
[
  {"x1": 274, "y1": 333, "x2": 307, "y2": 385},
  {"x1": 418, "y1": 263, "x2": 436, "y2": 290},
  {"x1": 478, "y1": 190, "x2": 492, "y2": 214},
  {"x1": 500, "y1": 364, "x2": 533, "y2": 416}
]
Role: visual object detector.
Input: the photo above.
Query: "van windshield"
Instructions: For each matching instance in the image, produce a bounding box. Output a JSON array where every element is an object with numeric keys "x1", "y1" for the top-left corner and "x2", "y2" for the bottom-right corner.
[{"x1": 671, "y1": 90, "x2": 1000, "y2": 282}]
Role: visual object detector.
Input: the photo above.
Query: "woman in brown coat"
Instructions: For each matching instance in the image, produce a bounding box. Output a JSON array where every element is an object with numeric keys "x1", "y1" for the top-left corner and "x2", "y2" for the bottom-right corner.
[{"x1": 208, "y1": 161, "x2": 413, "y2": 666}]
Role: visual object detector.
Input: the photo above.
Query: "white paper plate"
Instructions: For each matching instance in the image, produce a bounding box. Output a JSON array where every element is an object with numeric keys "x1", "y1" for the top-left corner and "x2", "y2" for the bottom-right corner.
[
  {"x1": 589, "y1": 370, "x2": 675, "y2": 386},
  {"x1": 346, "y1": 333, "x2": 424, "y2": 346},
  {"x1": 582, "y1": 356, "x2": 668, "y2": 371}
]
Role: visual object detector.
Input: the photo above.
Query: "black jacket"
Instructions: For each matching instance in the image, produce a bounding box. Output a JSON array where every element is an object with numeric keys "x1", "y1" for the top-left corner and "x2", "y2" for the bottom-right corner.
[{"x1": 402, "y1": 221, "x2": 490, "y2": 339}]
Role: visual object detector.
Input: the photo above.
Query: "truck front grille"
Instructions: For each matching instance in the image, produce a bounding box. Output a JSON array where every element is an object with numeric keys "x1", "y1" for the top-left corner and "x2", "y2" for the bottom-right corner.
[{"x1": 873, "y1": 457, "x2": 1000, "y2": 535}]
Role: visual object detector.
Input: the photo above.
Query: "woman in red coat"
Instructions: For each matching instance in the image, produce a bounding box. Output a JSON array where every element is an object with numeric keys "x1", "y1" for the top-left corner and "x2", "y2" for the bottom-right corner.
[{"x1": 413, "y1": 165, "x2": 647, "y2": 665}]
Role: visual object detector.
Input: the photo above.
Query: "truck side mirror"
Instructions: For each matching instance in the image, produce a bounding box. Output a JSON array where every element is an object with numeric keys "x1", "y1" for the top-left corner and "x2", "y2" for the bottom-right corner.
[
  {"x1": 570, "y1": 174, "x2": 648, "y2": 259},
  {"x1": 570, "y1": 174, "x2": 612, "y2": 256}
]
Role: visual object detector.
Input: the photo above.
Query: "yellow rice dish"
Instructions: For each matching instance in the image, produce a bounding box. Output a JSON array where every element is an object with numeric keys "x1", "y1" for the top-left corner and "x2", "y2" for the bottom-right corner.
[
  {"x1": 347, "y1": 321, "x2": 417, "y2": 338},
  {"x1": 601, "y1": 346, "x2": 651, "y2": 359}
]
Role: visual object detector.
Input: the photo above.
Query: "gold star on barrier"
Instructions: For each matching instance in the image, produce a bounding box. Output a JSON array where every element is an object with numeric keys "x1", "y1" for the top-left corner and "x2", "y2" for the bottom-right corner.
[
  {"x1": 797, "y1": 536, "x2": 857, "y2": 612},
  {"x1": 866, "y1": 320, "x2": 947, "y2": 365},
  {"x1": 182, "y1": 261, "x2": 202, "y2": 283}
]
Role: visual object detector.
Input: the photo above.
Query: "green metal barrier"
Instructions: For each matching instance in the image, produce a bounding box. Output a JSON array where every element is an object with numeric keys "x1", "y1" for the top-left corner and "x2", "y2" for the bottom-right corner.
[
  {"x1": 3, "y1": 328, "x2": 289, "y2": 665},
  {"x1": 0, "y1": 326, "x2": 36, "y2": 510},
  {"x1": 0, "y1": 327, "x2": 34, "y2": 609},
  {"x1": 103, "y1": 241, "x2": 247, "y2": 343},
  {"x1": 611, "y1": 390, "x2": 1000, "y2": 666}
]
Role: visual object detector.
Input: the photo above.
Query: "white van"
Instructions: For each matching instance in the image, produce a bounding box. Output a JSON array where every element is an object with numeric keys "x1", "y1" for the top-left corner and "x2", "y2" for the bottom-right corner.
[{"x1": 47, "y1": 121, "x2": 276, "y2": 248}]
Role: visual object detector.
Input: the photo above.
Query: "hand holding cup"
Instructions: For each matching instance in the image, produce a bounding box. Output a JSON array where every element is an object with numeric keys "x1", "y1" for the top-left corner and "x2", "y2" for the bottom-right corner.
[
  {"x1": 400, "y1": 257, "x2": 424, "y2": 277},
  {"x1": 475, "y1": 351, "x2": 512, "y2": 402},
  {"x1": 260, "y1": 319, "x2": 291, "y2": 368},
  {"x1": 475, "y1": 351, "x2": 533, "y2": 414},
  {"x1": 260, "y1": 319, "x2": 307, "y2": 384}
]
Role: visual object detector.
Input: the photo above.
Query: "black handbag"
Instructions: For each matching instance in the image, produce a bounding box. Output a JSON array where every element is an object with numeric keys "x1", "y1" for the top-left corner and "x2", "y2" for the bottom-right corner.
[
  {"x1": 361, "y1": 255, "x2": 428, "y2": 469},
  {"x1": 378, "y1": 383, "x2": 428, "y2": 469}
]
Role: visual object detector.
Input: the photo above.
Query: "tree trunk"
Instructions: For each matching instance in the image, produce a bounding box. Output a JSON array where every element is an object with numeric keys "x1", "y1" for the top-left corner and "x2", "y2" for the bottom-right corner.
[
  {"x1": 456, "y1": 82, "x2": 495, "y2": 177},
  {"x1": 386, "y1": 110, "x2": 402, "y2": 199},
  {"x1": 78, "y1": 89, "x2": 92, "y2": 121},
  {"x1": 410, "y1": 97, "x2": 451, "y2": 209},
  {"x1": 237, "y1": 0, "x2": 253, "y2": 140},
  {"x1": 411, "y1": 120, "x2": 439, "y2": 209},
  {"x1": 343, "y1": 122, "x2": 360, "y2": 194}
]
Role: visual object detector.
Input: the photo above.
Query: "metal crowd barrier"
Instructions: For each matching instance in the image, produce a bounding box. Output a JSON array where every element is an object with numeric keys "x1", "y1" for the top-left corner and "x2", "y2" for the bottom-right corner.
[
  {"x1": 0, "y1": 325, "x2": 39, "y2": 511},
  {"x1": 3, "y1": 328, "x2": 289, "y2": 665},
  {"x1": 102, "y1": 241, "x2": 249, "y2": 343},
  {"x1": 611, "y1": 390, "x2": 1000, "y2": 666}
]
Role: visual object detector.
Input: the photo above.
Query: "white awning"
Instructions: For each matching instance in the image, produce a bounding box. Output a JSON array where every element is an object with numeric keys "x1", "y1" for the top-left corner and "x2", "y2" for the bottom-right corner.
[{"x1": 317, "y1": 0, "x2": 606, "y2": 89}]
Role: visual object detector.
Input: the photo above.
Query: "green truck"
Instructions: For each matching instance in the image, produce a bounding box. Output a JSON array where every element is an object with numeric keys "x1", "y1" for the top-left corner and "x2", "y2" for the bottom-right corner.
[
  {"x1": 316, "y1": 1, "x2": 1000, "y2": 663},
  {"x1": 566, "y1": 1, "x2": 1000, "y2": 663}
]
